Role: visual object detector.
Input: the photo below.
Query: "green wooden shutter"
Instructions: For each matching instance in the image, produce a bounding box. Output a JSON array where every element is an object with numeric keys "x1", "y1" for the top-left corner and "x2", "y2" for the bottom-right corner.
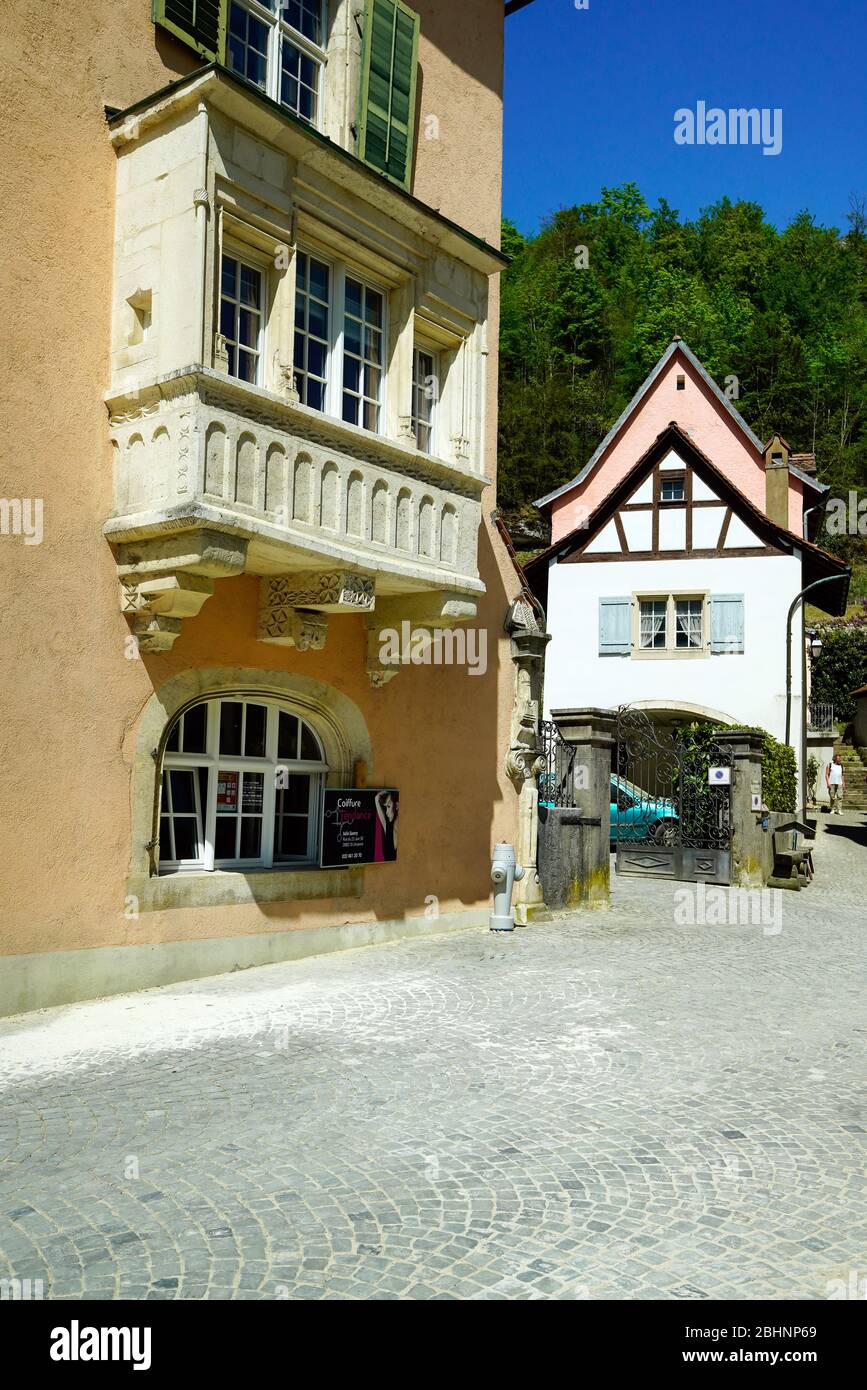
[
  {"x1": 152, "y1": 0, "x2": 227, "y2": 62},
  {"x1": 599, "y1": 597, "x2": 632, "y2": 655},
  {"x1": 710, "y1": 595, "x2": 745, "y2": 653},
  {"x1": 358, "y1": 0, "x2": 420, "y2": 190}
]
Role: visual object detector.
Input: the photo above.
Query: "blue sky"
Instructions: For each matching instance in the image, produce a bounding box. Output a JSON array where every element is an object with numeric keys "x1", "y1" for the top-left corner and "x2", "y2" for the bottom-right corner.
[{"x1": 503, "y1": 0, "x2": 867, "y2": 235}]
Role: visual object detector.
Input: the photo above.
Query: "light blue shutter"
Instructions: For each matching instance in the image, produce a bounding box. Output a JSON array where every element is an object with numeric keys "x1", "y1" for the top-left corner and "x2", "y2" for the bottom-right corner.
[
  {"x1": 711, "y1": 595, "x2": 745, "y2": 653},
  {"x1": 599, "y1": 597, "x2": 631, "y2": 655}
]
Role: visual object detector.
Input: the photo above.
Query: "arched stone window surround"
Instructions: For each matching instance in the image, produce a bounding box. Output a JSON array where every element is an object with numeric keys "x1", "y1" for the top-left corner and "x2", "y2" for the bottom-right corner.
[{"x1": 127, "y1": 667, "x2": 372, "y2": 910}]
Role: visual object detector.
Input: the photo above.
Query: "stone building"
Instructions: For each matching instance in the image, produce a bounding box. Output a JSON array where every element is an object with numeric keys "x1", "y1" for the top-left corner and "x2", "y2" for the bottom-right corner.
[{"x1": 0, "y1": 0, "x2": 543, "y2": 1014}]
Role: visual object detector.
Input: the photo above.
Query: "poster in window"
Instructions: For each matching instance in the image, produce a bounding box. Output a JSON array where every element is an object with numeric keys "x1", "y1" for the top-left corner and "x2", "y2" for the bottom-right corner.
[
  {"x1": 242, "y1": 774, "x2": 264, "y2": 813},
  {"x1": 217, "y1": 771, "x2": 239, "y2": 811},
  {"x1": 320, "y1": 788, "x2": 399, "y2": 867}
]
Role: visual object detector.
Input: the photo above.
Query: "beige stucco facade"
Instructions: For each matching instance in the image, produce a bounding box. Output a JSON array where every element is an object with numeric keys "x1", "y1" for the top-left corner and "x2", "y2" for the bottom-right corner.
[{"x1": 0, "y1": 0, "x2": 538, "y2": 1014}]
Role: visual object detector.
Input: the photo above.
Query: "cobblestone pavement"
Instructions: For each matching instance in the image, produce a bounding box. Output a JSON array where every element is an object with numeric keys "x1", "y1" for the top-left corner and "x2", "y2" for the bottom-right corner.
[{"x1": 1, "y1": 816, "x2": 865, "y2": 1301}]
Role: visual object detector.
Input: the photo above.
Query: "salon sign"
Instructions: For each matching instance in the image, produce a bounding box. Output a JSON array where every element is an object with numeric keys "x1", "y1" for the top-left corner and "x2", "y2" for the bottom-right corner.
[{"x1": 320, "y1": 788, "x2": 399, "y2": 868}]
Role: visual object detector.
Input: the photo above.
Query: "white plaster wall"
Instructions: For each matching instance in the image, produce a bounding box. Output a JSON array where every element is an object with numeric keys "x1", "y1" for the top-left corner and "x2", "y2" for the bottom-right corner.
[{"x1": 543, "y1": 553, "x2": 804, "y2": 745}]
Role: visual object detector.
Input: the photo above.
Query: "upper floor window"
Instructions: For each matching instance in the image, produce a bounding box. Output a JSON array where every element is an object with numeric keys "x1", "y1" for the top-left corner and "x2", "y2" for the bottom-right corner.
[
  {"x1": 161, "y1": 697, "x2": 327, "y2": 873},
  {"x1": 228, "y1": 0, "x2": 326, "y2": 127},
  {"x1": 221, "y1": 253, "x2": 264, "y2": 384},
  {"x1": 342, "y1": 277, "x2": 383, "y2": 432},
  {"x1": 294, "y1": 250, "x2": 386, "y2": 433},
  {"x1": 660, "y1": 474, "x2": 685, "y2": 503},
  {"x1": 638, "y1": 594, "x2": 705, "y2": 654},
  {"x1": 412, "y1": 346, "x2": 437, "y2": 453}
]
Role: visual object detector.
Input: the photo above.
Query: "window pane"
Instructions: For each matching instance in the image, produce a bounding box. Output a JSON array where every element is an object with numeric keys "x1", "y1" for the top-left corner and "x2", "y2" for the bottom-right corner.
[
  {"x1": 343, "y1": 318, "x2": 362, "y2": 358},
  {"x1": 166, "y1": 719, "x2": 180, "y2": 754},
  {"x1": 342, "y1": 355, "x2": 360, "y2": 393},
  {"x1": 284, "y1": 0, "x2": 322, "y2": 44},
  {"x1": 299, "y1": 723, "x2": 320, "y2": 761},
  {"x1": 220, "y1": 703, "x2": 243, "y2": 754},
  {"x1": 306, "y1": 378, "x2": 325, "y2": 411},
  {"x1": 215, "y1": 817, "x2": 237, "y2": 860},
  {"x1": 277, "y1": 774, "x2": 310, "y2": 814},
  {"x1": 364, "y1": 290, "x2": 383, "y2": 327},
  {"x1": 276, "y1": 816, "x2": 309, "y2": 858},
  {"x1": 240, "y1": 817, "x2": 262, "y2": 858},
  {"x1": 183, "y1": 703, "x2": 207, "y2": 753},
  {"x1": 244, "y1": 704, "x2": 267, "y2": 757},
  {"x1": 363, "y1": 400, "x2": 379, "y2": 432},
  {"x1": 278, "y1": 711, "x2": 299, "y2": 759},
  {"x1": 160, "y1": 816, "x2": 172, "y2": 856},
  {"x1": 240, "y1": 263, "x2": 260, "y2": 308},
  {"x1": 307, "y1": 337, "x2": 327, "y2": 379},
  {"x1": 221, "y1": 256, "x2": 237, "y2": 295},
  {"x1": 308, "y1": 298, "x2": 328, "y2": 339},
  {"x1": 170, "y1": 770, "x2": 196, "y2": 814},
  {"x1": 172, "y1": 818, "x2": 198, "y2": 861},
  {"x1": 344, "y1": 277, "x2": 362, "y2": 317},
  {"x1": 343, "y1": 392, "x2": 358, "y2": 424},
  {"x1": 309, "y1": 258, "x2": 329, "y2": 300}
]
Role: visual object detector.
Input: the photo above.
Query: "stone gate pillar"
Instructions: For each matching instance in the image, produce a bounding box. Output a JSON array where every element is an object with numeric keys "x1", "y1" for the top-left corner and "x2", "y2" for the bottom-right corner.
[
  {"x1": 548, "y1": 707, "x2": 616, "y2": 907},
  {"x1": 712, "y1": 730, "x2": 770, "y2": 886}
]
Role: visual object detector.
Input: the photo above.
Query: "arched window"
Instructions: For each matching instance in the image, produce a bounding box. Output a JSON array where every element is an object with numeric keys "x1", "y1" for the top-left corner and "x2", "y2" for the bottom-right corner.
[{"x1": 160, "y1": 697, "x2": 327, "y2": 873}]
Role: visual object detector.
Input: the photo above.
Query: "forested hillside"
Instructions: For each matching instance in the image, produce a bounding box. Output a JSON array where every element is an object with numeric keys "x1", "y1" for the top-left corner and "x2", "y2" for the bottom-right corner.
[{"x1": 498, "y1": 184, "x2": 867, "y2": 571}]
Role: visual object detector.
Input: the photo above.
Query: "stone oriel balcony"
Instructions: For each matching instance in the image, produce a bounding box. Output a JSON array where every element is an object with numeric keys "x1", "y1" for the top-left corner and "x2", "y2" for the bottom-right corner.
[{"x1": 105, "y1": 368, "x2": 486, "y2": 680}]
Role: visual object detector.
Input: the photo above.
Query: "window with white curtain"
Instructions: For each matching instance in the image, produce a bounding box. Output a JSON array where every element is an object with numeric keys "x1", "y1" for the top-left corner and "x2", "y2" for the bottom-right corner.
[
  {"x1": 637, "y1": 594, "x2": 706, "y2": 654},
  {"x1": 160, "y1": 697, "x2": 327, "y2": 872}
]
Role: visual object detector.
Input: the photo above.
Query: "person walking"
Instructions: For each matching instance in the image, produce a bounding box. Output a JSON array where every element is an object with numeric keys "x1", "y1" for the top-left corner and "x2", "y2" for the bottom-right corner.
[{"x1": 826, "y1": 753, "x2": 845, "y2": 814}]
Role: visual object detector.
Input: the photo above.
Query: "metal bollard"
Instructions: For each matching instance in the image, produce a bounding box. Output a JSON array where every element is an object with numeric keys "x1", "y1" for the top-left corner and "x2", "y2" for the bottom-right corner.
[{"x1": 490, "y1": 841, "x2": 525, "y2": 931}]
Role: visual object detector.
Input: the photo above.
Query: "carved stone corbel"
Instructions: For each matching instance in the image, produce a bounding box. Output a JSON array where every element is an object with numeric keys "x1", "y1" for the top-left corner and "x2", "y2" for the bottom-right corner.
[
  {"x1": 120, "y1": 573, "x2": 214, "y2": 652},
  {"x1": 115, "y1": 529, "x2": 248, "y2": 651},
  {"x1": 257, "y1": 603, "x2": 329, "y2": 652}
]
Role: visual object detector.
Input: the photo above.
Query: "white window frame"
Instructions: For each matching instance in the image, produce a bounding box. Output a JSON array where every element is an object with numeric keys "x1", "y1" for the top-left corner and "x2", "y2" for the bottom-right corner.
[
  {"x1": 412, "y1": 343, "x2": 438, "y2": 453},
  {"x1": 160, "y1": 698, "x2": 329, "y2": 874},
  {"x1": 295, "y1": 244, "x2": 388, "y2": 435},
  {"x1": 227, "y1": 0, "x2": 328, "y2": 129},
  {"x1": 220, "y1": 246, "x2": 267, "y2": 387},
  {"x1": 633, "y1": 592, "x2": 709, "y2": 659}
]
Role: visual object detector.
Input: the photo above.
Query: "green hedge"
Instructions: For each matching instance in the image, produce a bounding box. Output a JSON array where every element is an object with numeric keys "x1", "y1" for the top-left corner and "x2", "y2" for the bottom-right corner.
[
  {"x1": 811, "y1": 623, "x2": 867, "y2": 725},
  {"x1": 677, "y1": 723, "x2": 797, "y2": 814}
]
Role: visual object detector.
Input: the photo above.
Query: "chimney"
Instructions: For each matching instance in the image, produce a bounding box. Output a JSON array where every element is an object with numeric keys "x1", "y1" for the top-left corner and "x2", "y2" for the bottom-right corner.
[{"x1": 763, "y1": 433, "x2": 790, "y2": 528}]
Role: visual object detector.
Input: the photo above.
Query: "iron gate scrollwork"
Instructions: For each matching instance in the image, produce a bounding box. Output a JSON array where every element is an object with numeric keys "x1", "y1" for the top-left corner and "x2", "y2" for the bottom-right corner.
[
  {"x1": 613, "y1": 706, "x2": 732, "y2": 884},
  {"x1": 538, "y1": 719, "x2": 576, "y2": 809}
]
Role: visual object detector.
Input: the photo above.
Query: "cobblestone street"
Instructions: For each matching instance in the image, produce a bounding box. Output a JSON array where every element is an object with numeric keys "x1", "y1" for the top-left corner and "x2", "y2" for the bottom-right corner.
[{"x1": 1, "y1": 816, "x2": 865, "y2": 1301}]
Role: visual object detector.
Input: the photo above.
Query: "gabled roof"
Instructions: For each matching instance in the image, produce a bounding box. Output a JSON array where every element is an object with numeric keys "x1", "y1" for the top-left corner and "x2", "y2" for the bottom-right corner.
[
  {"x1": 524, "y1": 421, "x2": 851, "y2": 617},
  {"x1": 534, "y1": 338, "x2": 824, "y2": 509}
]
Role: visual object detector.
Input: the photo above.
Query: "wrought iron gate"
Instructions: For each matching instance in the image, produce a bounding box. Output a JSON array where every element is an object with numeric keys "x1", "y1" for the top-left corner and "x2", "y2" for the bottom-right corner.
[
  {"x1": 613, "y1": 706, "x2": 732, "y2": 884},
  {"x1": 538, "y1": 719, "x2": 576, "y2": 808}
]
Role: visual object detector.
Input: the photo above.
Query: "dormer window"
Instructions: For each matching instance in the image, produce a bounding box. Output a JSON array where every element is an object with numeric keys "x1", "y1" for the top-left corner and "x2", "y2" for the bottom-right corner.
[{"x1": 228, "y1": 0, "x2": 326, "y2": 128}]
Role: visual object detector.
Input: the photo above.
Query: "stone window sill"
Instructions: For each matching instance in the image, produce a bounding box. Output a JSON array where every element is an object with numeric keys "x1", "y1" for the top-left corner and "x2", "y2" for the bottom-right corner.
[{"x1": 134, "y1": 865, "x2": 364, "y2": 912}]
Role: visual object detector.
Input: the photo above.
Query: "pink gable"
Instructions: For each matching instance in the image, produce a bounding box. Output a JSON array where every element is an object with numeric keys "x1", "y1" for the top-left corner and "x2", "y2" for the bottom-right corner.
[{"x1": 549, "y1": 348, "x2": 804, "y2": 543}]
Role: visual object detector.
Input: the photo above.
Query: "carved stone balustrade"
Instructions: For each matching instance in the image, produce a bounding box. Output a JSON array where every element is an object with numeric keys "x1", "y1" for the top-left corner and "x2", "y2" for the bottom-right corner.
[{"x1": 105, "y1": 369, "x2": 486, "y2": 668}]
